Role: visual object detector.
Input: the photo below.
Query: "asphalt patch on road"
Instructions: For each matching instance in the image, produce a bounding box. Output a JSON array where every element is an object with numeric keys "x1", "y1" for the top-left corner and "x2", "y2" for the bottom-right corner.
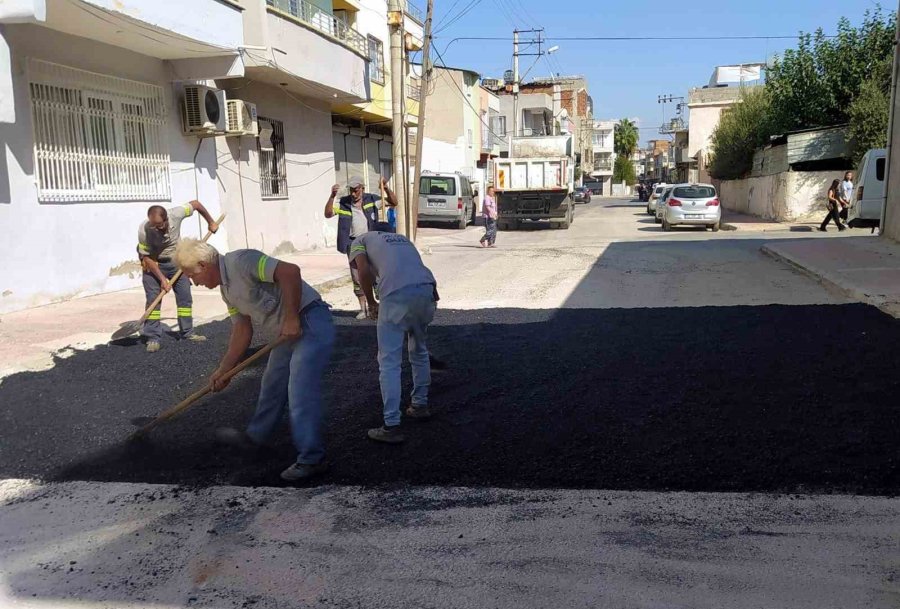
[{"x1": 2, "y1": 305, "x2": 899, "y2": 494}]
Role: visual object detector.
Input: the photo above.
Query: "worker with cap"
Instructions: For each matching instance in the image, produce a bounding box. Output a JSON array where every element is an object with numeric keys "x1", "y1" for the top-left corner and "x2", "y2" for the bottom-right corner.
[
  {"x1": 137, "y1": 201, "x2": 218, "y2": 353},
  {"x1": 324, "y1": 176, "x2": 397, "y2": 319},
  {"x1": 173, "y1": 238, "x2": 336, "y2": 482},
  {"x1": 348, "y1": 222, "x2": 439, "y2": 444}
]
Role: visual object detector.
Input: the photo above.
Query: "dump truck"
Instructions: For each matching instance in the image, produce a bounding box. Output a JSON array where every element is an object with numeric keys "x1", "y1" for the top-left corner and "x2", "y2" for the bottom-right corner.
[{"x1": 493, "y1": 135, "x2": 575, "y2": 230}]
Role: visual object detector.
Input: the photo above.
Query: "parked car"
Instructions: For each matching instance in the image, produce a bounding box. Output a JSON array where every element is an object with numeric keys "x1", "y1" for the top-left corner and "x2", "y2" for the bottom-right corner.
[
  {"x1": 647, "y1": 183, "x2": 667, "y2": 214},
  {"x1": 418, "y1": 171, "x2": 477, "y2": 229},
  {"x1": 655, "y1": 187, "x2": 673, "y2": 223},
  {"x1": 849, "y1": 148, "x2": 886, "y2": 230},
  {"x1": 660, "y1": 183, "x2": 721, "y2": 231},
  {"x1": 583, "y1": 180, "x2": 603, "y2": 195},
  {"x1": 573, "y1": 187, "x2": 592, "y2": 204}
]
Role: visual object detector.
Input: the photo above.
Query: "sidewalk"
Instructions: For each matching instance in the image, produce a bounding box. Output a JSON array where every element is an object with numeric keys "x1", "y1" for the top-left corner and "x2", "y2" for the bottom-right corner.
[
  {"x1": 0, "y1": 249, "x2": 349, "y2": 380},
  {"x1": 721, "y1": 210, "x2": 821, "y2": 233},
  {"x1": 762, "y1": 235, "x2": 900, "y2": 318}
]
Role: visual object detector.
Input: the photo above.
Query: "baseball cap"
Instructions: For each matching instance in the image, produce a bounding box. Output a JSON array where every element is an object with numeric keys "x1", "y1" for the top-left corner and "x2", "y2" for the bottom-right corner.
[{"x1": 347, "y1": 176, "x2": 364, "y2": 189}]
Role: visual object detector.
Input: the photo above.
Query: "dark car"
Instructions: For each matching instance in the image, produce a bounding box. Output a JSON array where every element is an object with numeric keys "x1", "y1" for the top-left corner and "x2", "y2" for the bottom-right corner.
[{"x1": 573, "y1": 187, "x2": 592, "y2": 204}]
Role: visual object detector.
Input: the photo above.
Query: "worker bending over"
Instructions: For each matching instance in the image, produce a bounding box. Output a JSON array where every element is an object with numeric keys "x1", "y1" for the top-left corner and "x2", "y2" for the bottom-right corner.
[
  {"x1": 174, "y1": 239, "x2": 336, "y2": 482},
  {"x1": 137, "y1": 201, "x2": 218, "y2": 353},
  {"x1": 349, "y1": 223, "x2": 438, "y2": 444}
]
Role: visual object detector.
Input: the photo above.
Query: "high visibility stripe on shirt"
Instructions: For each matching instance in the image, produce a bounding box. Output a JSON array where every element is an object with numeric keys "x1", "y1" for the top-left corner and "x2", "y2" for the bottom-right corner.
[
  {"x1": 363, "y1": 203, "x2": 376, "y2": 210},
  {"x1": 227, "y1": 306, "x2": 239, "y2": 316},
  {"x1": 257, "y1": 255, "x2": 269, "y2": 281},
  {"x1": 335, "y1": 209, "x2": 352, "y2": 216},
  {"x1": 147, "y1": 310, "x2": 162, "y2": 320},
  {"x1": 138, "y1": 243, "x2": 150, "y2": 254},
  {"x1": 177, "y1": 308, "x2": 192, "y2": 318},
  {"x1": 350, "y1": 244, "x2": 366, "y2": 253},
  {"x1": 183, "y1": 204, "x2": 194, "y2": 216}
]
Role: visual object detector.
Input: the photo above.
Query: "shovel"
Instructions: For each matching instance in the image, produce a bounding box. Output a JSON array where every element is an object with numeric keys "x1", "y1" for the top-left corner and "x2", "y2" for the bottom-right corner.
[
  {"x1": 111, "y1": 214, "x2": 225, "y2": 341},
  {"x1": 129, "y1": 338, "x2": 282, "y2": 440}
]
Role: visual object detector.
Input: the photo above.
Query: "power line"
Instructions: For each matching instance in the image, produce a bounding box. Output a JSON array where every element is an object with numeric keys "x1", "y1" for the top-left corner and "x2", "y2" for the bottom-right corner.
[{"x1": 434, "y1": 0, "x2": 486, "y2": 34}]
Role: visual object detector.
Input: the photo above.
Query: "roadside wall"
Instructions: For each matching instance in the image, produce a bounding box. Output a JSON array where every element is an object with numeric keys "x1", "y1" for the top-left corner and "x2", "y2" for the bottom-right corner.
[{"x1": 719, "y1": 171, "x2": 833, "y2": 221}]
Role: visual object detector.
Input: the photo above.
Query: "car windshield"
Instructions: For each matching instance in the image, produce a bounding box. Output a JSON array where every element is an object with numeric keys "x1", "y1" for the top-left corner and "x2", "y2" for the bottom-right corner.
[
  {"x1": 654, "y1": 186, "x2": 665, "y2": 195},
  {"x1": 420, "y1": 177, "x2": 456, "y2": 196},
  {"x1": 662, "y1": 189, "x2": 673, "y2": 199},
  {"x1": 673, "y1": 186, "x2": 716, "y2": 199}
]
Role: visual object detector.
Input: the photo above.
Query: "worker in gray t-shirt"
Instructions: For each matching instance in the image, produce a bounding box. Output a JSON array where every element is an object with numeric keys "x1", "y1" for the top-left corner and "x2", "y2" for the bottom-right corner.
[
  {"x1": 174, "y1": 240, "x2": 336, "y2": 483},
  {"x1": 137, "y1": 202, "x2": 218, "y2": 353},
  {"x1": 348, "y1": 225, "x2": 438, "y2": 444}
]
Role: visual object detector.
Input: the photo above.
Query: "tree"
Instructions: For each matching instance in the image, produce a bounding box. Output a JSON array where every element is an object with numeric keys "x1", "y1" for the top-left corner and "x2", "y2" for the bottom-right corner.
[
  {"x1": 708, "y1": 87, "x2": 774, "y2": 180},
  {"x1": 848, "y1": 55, "x2": 892, "y2": 164},
  {"x1": 613, "y1": 154, "x2": 637, "y2": 186},
  {"x1": 614, "y1": 119, "x2": 639, "y2": 157}
]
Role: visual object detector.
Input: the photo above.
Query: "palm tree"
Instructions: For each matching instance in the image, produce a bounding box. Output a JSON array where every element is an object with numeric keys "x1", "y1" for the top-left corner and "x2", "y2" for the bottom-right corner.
[{"x1": 614, "y1": 119, "x2": 639, "y2": 158}]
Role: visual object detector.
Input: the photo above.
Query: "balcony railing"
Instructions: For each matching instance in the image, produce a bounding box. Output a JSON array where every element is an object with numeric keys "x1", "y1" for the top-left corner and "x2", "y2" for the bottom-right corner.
[
  {"x1": 404, "y1": 1, "x2": 424, "y2": 24},
  {"x1": 408, "y1": 77, "x2": 421, "y2": 101},
  {"x1": 267, "y1": 0, "x2": 367, "y2": 56},
  {"x1": 593, "y1": 162, "x2": 613, "y2": 171}
]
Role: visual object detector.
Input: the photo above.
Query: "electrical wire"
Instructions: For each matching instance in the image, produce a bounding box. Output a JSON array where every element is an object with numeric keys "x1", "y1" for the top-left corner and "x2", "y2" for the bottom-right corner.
[
  {"x1": 434, "y1": 0, "x2": 486, "y2": 35},
  {"x1": 431, "y1": 45, "x2": 506, "y2": 142}
]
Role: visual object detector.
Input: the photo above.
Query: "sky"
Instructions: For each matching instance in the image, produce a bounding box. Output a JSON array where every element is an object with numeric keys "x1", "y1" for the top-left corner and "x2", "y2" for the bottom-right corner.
[{"x1": 428, "y1": 0, "x2": 894, "y2": 145}]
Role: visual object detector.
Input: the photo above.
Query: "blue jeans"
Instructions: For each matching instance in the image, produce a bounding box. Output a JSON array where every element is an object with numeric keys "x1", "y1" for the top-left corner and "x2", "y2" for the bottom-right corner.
[
  {"x1": 246, "y1": 302, "x2": 335, "y2": 465},
  {"x1": 377, "y1": 284, "x2": 436, "y2": 426},
  {"x1": 141, "y1": 261, "x2": 194, "y2": 341}
]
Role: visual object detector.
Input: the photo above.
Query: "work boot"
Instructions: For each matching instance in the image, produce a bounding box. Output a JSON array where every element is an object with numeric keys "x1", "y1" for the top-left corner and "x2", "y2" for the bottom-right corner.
[
  {"x1": 356, "y1": 296, "x2": 368, "y2": 320},
  {"x1": 405, "y1": 405, "x2": 433, "y2": 420},
  {"x1": 186, "y1": 334, "x2": 207, "y2": 342},
  {"x1": 280, "y1": 461, "x2": 329, "y2": 482},
  {"x1": 214, "y1": 427, "x2": 258, "y2": 452},
  {"x1": 146, "y1": 341, "x2": 161, "y2": 353},
  {"x1": 367, "y1": 425, "x2": 405, "y2": 444}
]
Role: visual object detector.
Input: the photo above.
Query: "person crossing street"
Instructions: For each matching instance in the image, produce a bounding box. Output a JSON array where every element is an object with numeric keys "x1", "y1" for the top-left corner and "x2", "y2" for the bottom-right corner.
[
  {"x1": 137, "y1": 201, "x2": 218, "y2": 352},
  {"x1": 479, "y1": 185, "x2": 498, "y2": 248},
  {"x1": 324, "y1": 176, "x2": 397, "y2": 319},
  {"x1": 349, "y1": 223, "x2": 439, "y2": 444}
]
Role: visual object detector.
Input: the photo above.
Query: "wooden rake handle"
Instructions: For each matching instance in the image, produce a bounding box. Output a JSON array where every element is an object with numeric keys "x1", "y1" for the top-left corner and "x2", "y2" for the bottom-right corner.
[
  {"x1": 136, "y1": 213, "x2": 226, "y2": 325},
  {"x1": 131, "y1": 338, "x2": 282, "y2": 438}
]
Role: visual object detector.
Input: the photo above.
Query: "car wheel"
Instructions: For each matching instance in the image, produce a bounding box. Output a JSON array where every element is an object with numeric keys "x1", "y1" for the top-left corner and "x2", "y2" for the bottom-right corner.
[
  {"x1": 456, "y1": 209, "x2": 467, "y2": 230},
  {"x1": 646, "y1": 205, "x2": 653, "y2": 215},
  {"x1": 710, "y1": 221, "x2": 720, "y2": 232},
  {"x1": 662, "y1": 218, "x2": 671, "y2": 232}
]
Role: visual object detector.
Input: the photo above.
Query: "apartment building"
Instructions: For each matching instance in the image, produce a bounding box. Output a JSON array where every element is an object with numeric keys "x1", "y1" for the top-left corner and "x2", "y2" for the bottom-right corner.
[
  {"x1": 687, "y1": 84, "x2": 744, "y2": 183},
  {"x1": 590, "y1": 120, "x2": 615, "y2": 193}
]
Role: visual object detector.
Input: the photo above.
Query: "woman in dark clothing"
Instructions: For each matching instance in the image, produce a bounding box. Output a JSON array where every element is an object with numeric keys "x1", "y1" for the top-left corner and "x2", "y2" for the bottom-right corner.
[{"x1": 818, "y1": 179, "x2": 846, "y2": 232}]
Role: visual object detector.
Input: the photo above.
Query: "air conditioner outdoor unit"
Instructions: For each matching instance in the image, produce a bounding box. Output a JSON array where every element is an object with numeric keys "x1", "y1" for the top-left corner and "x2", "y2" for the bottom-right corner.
[
  {"x1": 226, "y1": 99, "x2": 258, "y2": 136},
  {"x1": 182, "y1": 85, "x2": 227, "y2": 136}
]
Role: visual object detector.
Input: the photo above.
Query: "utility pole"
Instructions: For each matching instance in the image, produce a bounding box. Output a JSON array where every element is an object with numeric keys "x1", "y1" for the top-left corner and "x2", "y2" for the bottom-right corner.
[
  {"x1": 411, "y1": 0, "x2": 434, "y2": 244},
  {"x1": 388, "y1": 0, "x2": 408, "y2": 236},
  {"x1": 509, "y1": 29, "x2": 519, "y2": 156}
]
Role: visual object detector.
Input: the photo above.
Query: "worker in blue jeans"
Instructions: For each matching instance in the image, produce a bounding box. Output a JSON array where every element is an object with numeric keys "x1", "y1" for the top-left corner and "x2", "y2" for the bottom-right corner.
[
  {"x1": 349, "y1": 223, "x2": 438, "y2": 444},
  {"x1": 174, "y1": 238, "x2": 336, "y2": 482}
]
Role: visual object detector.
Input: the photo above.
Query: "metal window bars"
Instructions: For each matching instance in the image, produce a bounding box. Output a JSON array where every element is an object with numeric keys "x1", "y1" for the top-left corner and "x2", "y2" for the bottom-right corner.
[
  {"x1": 257, "y1": 116, "x2": 288, "y2": 199},
  {"x1": 267, "y1": 0, "x2": 367, "y2": 56},
  {"x1": 27, "y1": 59, "x2": 170, "y2": 203}
]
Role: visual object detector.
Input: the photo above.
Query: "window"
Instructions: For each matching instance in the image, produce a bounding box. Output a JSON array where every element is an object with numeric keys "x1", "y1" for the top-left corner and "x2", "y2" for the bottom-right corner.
[
  {"x1": 368, "y1": 36, "x2": 384, "y2": 84},
  {"x1": 673, "y1": 185, "x2": 716, "y2": 199},
  {"x1": 27, "y1": 60, "x2": 170, "y2": 202},
  {"x1": 419, "y1": 176, "x2": 456, "y2": 196},
  {"x1": 467, "y1": 129, "x2": 473, "y2": 149},
  {"x1": 493, "y1": 115, "x2": 507, "y2": 136},
  {"x1": 257, "y1": 116, "x2": 288, "y2": 198},
  {"x1": 876, "y1": 157, "x2": 886, "y2": 181}
]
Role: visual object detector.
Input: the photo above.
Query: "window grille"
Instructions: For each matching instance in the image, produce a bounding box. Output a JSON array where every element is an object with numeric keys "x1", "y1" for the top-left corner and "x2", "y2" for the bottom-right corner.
[
  {"x1": 27, "y1": 59, "x2": 170, "y2": 203},
  {"x1": 257, "y1": 116, "x2": 288, "y2": 198},
  {"x1": 368, "y1": 36, "x2": 384, "y2": 84}
]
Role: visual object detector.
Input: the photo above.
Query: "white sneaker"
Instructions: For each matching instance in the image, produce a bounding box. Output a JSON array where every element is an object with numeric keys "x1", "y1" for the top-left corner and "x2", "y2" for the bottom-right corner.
[
  {"x1": 145, "y1": 341, "x2": 161, "y2": 353},
  {"x1": 186, "y1": 334, "x2": 207, "y2": 342}
]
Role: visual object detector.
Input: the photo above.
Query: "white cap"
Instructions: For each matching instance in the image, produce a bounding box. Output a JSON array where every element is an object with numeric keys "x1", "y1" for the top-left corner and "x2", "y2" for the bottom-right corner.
[{"x1": 347, "y1": 176, "x2": 364, "y2": 189}]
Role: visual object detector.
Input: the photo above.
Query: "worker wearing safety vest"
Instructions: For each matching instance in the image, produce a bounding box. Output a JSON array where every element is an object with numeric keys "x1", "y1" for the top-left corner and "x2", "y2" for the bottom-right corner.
[{"x1": 324, "y1": 175, "x2": 397, "y2": 319}]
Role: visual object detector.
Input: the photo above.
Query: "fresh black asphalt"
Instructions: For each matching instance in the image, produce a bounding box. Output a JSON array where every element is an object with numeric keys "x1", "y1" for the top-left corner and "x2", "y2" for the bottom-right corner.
[{"x1": 1, "y1": 305, "x2": 898, "y2": 494}]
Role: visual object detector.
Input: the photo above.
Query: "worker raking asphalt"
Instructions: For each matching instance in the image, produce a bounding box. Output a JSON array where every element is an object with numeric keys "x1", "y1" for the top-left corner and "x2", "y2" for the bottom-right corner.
[{"x1": 1, "y1": 303, "x2": 899, "y2": 494}]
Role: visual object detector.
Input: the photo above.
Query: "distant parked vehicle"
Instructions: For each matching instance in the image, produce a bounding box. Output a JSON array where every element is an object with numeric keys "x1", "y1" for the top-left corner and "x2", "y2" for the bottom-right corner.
[
  {"x1": 647, "y1": 183, "x2": 667, "y2": 214},
  {"x1": 660, "y1": 183, "x2": 721, "y2": 232},
  {"x1": 655, "y1": 187, "x2": 673, "y2": 223},
  {"x1": 848, "y1": 148, "x2": 886, "y2": 230},
  {"x1": 573, "y1": 187, "x2": 592, "y2": 204},
  {"x1": 583, "y1": 180, "x2": 603, "y2": 195},
  {"x1": 418, "y1": 171, "x2": 477, "y2": 229}
]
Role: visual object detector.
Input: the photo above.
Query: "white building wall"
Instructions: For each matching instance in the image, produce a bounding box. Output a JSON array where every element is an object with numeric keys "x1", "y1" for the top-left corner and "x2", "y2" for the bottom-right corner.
[
  {"x1": 421, "y1": 137, "x2": 466, "y2": 174},
  {"x1": 215, "y1": 81, "x2": 336, "y2": 254},
  {"x1": 0, "y1": 24, "x2": 228, "y2": 314}
]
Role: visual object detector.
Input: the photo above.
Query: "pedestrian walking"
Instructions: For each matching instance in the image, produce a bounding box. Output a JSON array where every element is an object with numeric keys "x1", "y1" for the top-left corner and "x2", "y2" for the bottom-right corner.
[
  {"x1": 174, "y1": 238, "x2": 336, "y2": 482},
  {"x1": 137, "y1": 201, "x2": 218, "y2": 353},
  {"x1": 349, "y1": 224, "x2": 439, "y2": 444},
  {"x1": 479, "y1": 185, "x2": 498, "y2": 248},
  {"x1": 839, "y1": 171, "x2": 854, "y2": 225},
  {"x1": 324, "y1": 176, "x2": 397, "y2": 319},
  {"x1": 818, "y1": 179, "x2": 847, "y2": 232}
]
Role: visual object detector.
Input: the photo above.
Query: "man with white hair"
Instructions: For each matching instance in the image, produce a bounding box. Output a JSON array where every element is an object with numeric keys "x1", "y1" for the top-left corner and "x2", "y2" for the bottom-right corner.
[
  {"x1": 174, "y1": 238, "x2": 335, "y2": 482},
  {"x1": 324, "y1": 175, "x2": 397, "y2": 318}
]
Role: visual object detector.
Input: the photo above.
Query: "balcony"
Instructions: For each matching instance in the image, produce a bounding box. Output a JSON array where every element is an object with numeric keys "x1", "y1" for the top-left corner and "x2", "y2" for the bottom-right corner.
[
  {"x1": 267, "y1": 0, "x2": 366, "y2": 55},
  {"x1": 408, "y1": 76, "x2": 421, "y2": 101}
]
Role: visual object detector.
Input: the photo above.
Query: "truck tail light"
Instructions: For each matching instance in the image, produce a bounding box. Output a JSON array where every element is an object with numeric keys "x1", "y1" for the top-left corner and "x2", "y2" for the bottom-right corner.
[
  {"x1": 857, "y1": 186, "x2": 864, "y2": 201},
  {"x1": 457, "y1": 198, "x2": 463, "y2": 209},
  {"x1": 707, "y1": 198, "x2": 720, "y2": 206},
  {"x1": 668, "y1": 198, "x2": 682, "y2": 207}
]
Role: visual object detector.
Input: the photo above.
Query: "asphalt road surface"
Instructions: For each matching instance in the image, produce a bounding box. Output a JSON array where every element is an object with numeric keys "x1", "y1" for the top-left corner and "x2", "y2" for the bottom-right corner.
[{"x1": 2, "y1": 198, "x2": 899, "y2": 608}]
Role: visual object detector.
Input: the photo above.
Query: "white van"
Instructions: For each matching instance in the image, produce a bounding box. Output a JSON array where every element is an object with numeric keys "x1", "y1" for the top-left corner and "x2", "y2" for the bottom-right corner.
[
  {"x1": 849, "y1": 148, "x2": 886, "y2": 229},
  {"x1": 417, "y1": 171, "x2": 477, "y2": 229}
]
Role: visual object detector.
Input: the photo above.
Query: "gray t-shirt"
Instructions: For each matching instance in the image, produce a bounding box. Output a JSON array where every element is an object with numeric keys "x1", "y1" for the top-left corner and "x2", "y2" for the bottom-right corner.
[
  {"x1": 137, "y1": 204, "x2": 193, "y2": 260},
  {"x1": 218, "y1": 250, "x2": 322, "y2": 336},
  {"x1": 348, "y1": 231, "x2": 436, "y2": 300},
  {"x1": 348, "y1": 194, "x2": 382, "y2": 238}
]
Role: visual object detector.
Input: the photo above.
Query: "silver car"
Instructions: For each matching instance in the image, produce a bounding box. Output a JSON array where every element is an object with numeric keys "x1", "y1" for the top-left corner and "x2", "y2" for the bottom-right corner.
[
  {"x1": 647, "y1": 184, "x2": 667, "y2": 214},
  {"x1": 655, "y1": 187, "x2": 673, "y2": 223},
  {"x1": 661, "y1": 183, "x2": 721, "y2": 231}
]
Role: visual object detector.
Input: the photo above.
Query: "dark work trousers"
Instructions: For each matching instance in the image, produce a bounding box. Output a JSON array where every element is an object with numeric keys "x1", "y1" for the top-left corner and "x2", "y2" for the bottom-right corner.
[
  {"x1": 820, "y1": 205, "x2": 844, "y2": 231},
  {"x1": 839, "y1": 205, "x2": 849, "y2": 222},
  {"x1": 141, "y1": 261, "x2": 194, "y2": 341}
]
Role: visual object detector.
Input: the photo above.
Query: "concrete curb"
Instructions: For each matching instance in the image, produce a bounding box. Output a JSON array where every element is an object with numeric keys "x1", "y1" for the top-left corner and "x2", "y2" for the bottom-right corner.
[
  {"x1": 721, "y1": 222, "x2": 738, "y2": 231},
  {"x1": 760, "y1": 244, "x2": 900, "y2": 318}
]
